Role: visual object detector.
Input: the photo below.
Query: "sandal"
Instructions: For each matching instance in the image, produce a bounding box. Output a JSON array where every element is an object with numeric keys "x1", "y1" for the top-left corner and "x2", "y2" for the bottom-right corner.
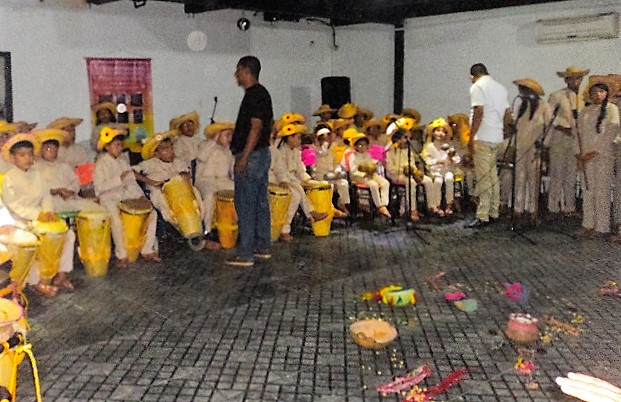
[
  {"x1": 433, "y1": 207, "x2": 445, "y2": 218},
  {"x1": 410, "y1": 211, "x2": 420, "y2": 222},
  {"x1": 115, "y1": 258, "x2": 129, "y2": 268},
  {"x1": 445, "y1": 208, "x2": 453, "y2": 216},
  {"x1": 52, "y1": 273, "x2": 75, "y2": 292},
  {"x1": 141, "y1": 253, "x2": 162, "y2": 262},
  {"x1": 378, "y1": 206, "x2": 392, "y2": 219},
  {"x1": 32, "y1": 282, "x2": 58, "y2": 298}
]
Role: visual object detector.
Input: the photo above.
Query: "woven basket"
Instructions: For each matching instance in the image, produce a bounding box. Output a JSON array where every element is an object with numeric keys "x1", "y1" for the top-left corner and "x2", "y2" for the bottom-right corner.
[{"x1": 350, "y1": 319, "x2": 397, "y2": 349}]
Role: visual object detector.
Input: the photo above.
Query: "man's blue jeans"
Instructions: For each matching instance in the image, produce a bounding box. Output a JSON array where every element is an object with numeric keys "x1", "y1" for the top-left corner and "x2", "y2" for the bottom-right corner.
[{"x1": 234, "y1": 147, "x2": 271, "y2": 260}]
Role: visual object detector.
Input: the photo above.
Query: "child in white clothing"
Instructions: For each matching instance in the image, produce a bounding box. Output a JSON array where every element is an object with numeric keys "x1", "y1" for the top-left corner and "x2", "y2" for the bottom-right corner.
[{"x1": 170, "y1": 111, "x2": 201, "y2": 174}]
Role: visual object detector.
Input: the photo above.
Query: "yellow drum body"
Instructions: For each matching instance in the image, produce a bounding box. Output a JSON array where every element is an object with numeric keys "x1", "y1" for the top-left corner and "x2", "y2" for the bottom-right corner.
[
  {"x1": 305, "y1": 183, "x2": 334, "y2": 237},
  {"x1": 1, "y1": 229, "x2": 38, "y2": 289},
  {"x1": 162, "y1": 176, "x2": 203, "y2": 239},
  {"x1": 118, "y1": 199, "x2": 152, "y2": 263},
  {"x1": 215, "y1": 190, "x2": 238, "y2": 249},
  {"x1": 268, "y1": 185, "x2": 291, "y2": 242},
  {"x1": 0, "y1": 298, "x2": 24, "y2": 397},
  {"x1": 31, "y1": 220, "x2": 68, "y2": 281},
  {"x1": 76, "y1": 211, "x2": 111, "y2": 277}
]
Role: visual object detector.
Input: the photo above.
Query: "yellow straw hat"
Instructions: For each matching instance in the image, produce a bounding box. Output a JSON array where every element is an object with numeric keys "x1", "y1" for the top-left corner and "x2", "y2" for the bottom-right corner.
[
  {"x1": 363, "y1": 118, "x2": 385, "y2": 132},
  {"x1": 331, "y1": 118, "x2": 350, "y2": 131},
  {"x1": 557, "y1": 66, "x2": 590, "y2": 78},
  {"x1": 513, "y1": 78, "x2": 545, "y2": 97},
  {"x1": 13, "y1": 121, "x2": 37, "y2": 133},
  {"x1": 278, "y1": 123, "x2": 307, "y2": 138},
  {"x1": 343, "y1": 127, "x2": 362, "y2": 146},
  {"x1": 92, "y1": 102, "x2": 117, "y2": 116},
  {"x1": 338, "y1": 103, "x2": 358, "y2": 119},
  {"x1": 280, "y1": 112, "x2": 305, "y2": 125},
  {"x1": 350, "y1": 132, "x2": 368, "y2": 146},
  {"x1": 169, "y1": 111, "x2": 200, "y2": 132},
  {"x1": 356, "y1": 107, "x2": 374, "y2": 120},
  {"x1": 47, "y1": 117, "x2": 83, "y2": 130},
  {"x1": 426, "y1": 118, "x2": 453, "y2": 140},
  {"x1": 204, "y1": 121, "x2": 235, "y2": 139},
  {"x1": 313, "y1": 104, "x2": 335, "y2": 116},
  {"x1": 141, "y1": 130, "x2": 177, "y2": 160},
  {"x1": 382, "y1": 113, "x2": 400, "y2": 125},
  {"x1": 0, "y1": 121, "x2": 17, "y2": 135},
  {"x1": 34, "y1": 129, "x2": 68, "y2": 145},
  {"x1": 401, "y1": 108, "x2": 421, "y2": 125},
  {"x1": 2, "y1": 133, "x2": 41, "y2": 161},
  {"x1": 96, "y1": 126, "x2": 126, "y2": 151}
]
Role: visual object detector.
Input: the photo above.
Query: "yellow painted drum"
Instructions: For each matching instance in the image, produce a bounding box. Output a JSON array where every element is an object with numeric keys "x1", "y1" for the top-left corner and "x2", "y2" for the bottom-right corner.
[
  {"x1": 118, "y1": 199, "x2": 152, "y2": 263},
  {"x1": 215, "y1": 190, "x2": 238, "y2": 249},
  {"x1": 162, "y1": 176, "x2": 203, "y2": 239},
  {"x1": 305, "y1": 182, "x2": 334, "y2": 237},
  {"x1": 0, "y1": 298, "x2": 24, "y2": 397},
  {"x1": 0, "y1": 230, "x2": 38, "y2": 289},
  {"x1": 268, "y1": 185, "x2": 291, "y2": 242},
  {"x1": 76, "y1": 211, "x2": 111, "y2": 277},
  {"x1": 31, "y1": 220, "x2": 68, "y2": 281}
]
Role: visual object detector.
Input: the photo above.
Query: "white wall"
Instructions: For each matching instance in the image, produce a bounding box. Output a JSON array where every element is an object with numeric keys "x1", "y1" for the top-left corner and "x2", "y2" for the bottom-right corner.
[
  {"x1": 404, "y1": 0, "x2": 621, "y2": 124},
  {"x1": 0, "y1": 0, "x2": 394, "y2": 142}
]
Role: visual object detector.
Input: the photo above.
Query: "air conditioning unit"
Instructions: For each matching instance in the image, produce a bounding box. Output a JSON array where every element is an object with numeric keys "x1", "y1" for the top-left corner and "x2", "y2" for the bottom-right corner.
[{"x1": 536, "y1": 12, "x2": 619, "y2": 44}]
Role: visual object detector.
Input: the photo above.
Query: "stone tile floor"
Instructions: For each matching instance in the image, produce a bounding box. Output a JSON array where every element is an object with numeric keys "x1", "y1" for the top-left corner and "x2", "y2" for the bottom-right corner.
[{"x1": 13, "y1": 215, "x2": 621, "y2": 401}]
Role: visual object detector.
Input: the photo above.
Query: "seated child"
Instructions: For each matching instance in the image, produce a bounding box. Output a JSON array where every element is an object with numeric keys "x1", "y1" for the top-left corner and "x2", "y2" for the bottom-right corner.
[
  {"x1": 170, "y1": 111, "x2": 201, "y2": 174},
  {"x1": 311, "y1": 127, "x2": 350, "y2": 215},
  {"x1": 195, "y1": 122, "x2": 236, "y2": 250},
  {"x1": 349, "y1": 133, "x2": 391, "y2": 219},
  {"x1": 93, "y1": 127, "x2": 159, "y2": 268},
  {"x1": 1, "y1": 133, "x2": 76, "y2": 297},
  {"x1": 421, "y1": 118, "x2": 461, "y2": 217},
  {"x1": 47, "y1": 117, "x2": 92, "y2": 168},
  {"x1": 134, "y1": 130, "x2": 204, "y2": 238},
  {"x1": 364, "y1": 118, "x2": 387, "y2": 165},
  {"x1": 270, "y1": 123, "x2": 329, "y2": 242},
  {"x1": 385, "y1": 130, "x2": 432, "y2": 221},
  {"x1": 34, "y1": 129, "x2": 105, "y2": 214}
]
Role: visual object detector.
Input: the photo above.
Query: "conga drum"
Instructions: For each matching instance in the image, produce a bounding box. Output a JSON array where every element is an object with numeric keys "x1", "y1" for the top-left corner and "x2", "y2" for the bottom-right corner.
[
  {"x1": 268, "y1": 185, "x2": 291, "y2": 242},
  {"x1": 161, "y1": 176, "x2": 203, "y2": 241},
  {"x1": 31, "y1": 220, "x2": 68, "y2": 281},
  {"x1": 76, "y1": 211, "x2": 111, "y2": 277},
  {"x1": 0, "y1": 229, "x2": 38, "y2": 290},
  {"x1": 0, "y1": 298, "x2": 24, "y2": 399},
  {"x1": 305, "y1": 182, "x2": 334, "y2": 237},
  {"x1": 214, "y1": 190, "x2": 238, "y2": 249},
  {"x1": 118, "y1": 198, "x2": 152, "y2": 263}
]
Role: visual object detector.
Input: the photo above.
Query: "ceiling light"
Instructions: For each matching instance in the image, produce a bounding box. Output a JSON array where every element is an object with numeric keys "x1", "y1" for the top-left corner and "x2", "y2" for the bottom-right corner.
[{"x1": 237, "y1": 17, "x2": 250, "y2": 31}]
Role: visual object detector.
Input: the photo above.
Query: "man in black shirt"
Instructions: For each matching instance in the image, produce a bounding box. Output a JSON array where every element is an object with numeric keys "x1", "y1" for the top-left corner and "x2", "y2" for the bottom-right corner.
[{"x1": 226, "y1": 55, "x2": 273, "y2": 267}]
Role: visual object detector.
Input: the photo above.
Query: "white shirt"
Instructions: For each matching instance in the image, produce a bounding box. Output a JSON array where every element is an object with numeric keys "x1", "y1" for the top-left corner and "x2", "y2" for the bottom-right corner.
[
  {"x1": 2, "y1": 166, "x2": 54, "y2": 223},
  {"x1": 57, "y1": 143, "x2": 92, "y2": 168},
  {"x1": 196, "y1": 141, "x2": 234, "y2": 181},
  {"x1": 470, "y1": 75, "x2": 510, "y2": 143}
]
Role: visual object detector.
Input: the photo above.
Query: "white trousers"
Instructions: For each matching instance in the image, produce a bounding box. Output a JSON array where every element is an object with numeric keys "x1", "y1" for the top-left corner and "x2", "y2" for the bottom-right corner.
[
  {"x1": 331, "y1": 179, "x2": 350, "y2": 205},
  {"x1": 356, "y1": 175, "x2": 390, "y2": 208},
  {"x1": 548, "y1": 139, "x2": 577, "y2": 213},
  {"x1": 426, "y1": 173, "x2": 454, "y2": 210},
  {"x1": 582, "y1": 156, "x2": 613, "y2": 234},
  {"x1": 282, "y1": 182, "x2": 312, "y2": 234}
]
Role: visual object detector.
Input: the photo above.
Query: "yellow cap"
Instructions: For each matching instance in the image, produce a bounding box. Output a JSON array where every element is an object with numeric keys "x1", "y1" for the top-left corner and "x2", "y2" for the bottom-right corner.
[{"x1": 96, "y1": 126, "x2": 126, "y2": 151}]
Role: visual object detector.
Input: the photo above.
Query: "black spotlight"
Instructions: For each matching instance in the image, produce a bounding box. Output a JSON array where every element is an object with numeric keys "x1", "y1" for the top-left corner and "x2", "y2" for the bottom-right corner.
[{"x1": 237, "y1": 17, "x2": 250, "y2": 31}]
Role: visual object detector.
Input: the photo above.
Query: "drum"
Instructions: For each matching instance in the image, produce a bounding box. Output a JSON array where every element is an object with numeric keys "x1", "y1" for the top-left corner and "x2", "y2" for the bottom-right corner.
[
  {"x1": 118, "y1": 198, "x2": 152, "y2": 263},
  {"x1": 215, "y1": 190, "x2": 238, "y2": 249},
  {"x1": 268, "y1": 185, "x2": 291, "y2": 242},
  {"x1": 0, "y1": 229, "x2": 38, "y2": 289},
  {"x1": 0, "y1": 298, "x2": 24, "y2": 398},
  {"x1": 31, "y1": 220, "x2": 68, "y2": 281},
  {"x1": 161, "y1": 176, "x2": 203, "y2": 240},
  {"x1": 305, "y1": 182, "x2": 333, "y2": 237},
  {"x1": 76, "y1": 211, "x2": 111, "y2": 277}
]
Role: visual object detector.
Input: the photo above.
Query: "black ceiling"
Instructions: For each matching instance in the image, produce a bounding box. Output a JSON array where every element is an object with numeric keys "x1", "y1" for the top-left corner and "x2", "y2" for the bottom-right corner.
[{"x1": 89, "y1": 0, "x2": 568, "y2": 25}]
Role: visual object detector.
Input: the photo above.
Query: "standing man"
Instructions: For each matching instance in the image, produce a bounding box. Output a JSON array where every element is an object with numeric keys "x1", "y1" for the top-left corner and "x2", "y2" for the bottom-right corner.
[
  {"x1": 467, "y1": 63, "x2": 513, "y2": 228},
  {"x1": 545, "y1": 66, "x2": 588, "y2": 217},
  {"x1": 226, "y1": 55, "x2": 273, "y2": 267}
]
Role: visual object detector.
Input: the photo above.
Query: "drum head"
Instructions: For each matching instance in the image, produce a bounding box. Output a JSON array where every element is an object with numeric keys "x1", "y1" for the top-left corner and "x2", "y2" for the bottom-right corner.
[
  {"x1": 216, "y1": 189, "x2": 235, "y2": 201},
  {"x1": 119, "y1": 198, "x2": 153, "y2": 214},
  {"x1": 269, "y1": 185, "x2": 290, "y2": 196},
  {"x1": 31, "y1": 219, "x2": 68, "y2": 235},
  {"x1": 77, "y1": 210, "x2": 110, "y2": 220}
]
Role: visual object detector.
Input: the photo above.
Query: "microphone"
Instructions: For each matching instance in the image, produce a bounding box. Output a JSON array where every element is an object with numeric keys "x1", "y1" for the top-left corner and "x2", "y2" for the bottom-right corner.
[{"x1": 214, "y1": 96, "x2": 218, "y2": 103}]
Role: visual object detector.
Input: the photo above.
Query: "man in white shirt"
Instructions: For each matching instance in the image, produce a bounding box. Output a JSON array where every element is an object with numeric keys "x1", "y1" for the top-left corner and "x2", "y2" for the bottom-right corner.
[{"x1": 467, "y1": 63, "x2": 513, "y2": 227}]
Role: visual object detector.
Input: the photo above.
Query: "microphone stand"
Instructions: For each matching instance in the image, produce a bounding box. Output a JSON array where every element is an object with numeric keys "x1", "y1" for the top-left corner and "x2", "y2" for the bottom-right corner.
[{"x1": 210, "y1": 96, "x2": 218, "y2": 124}]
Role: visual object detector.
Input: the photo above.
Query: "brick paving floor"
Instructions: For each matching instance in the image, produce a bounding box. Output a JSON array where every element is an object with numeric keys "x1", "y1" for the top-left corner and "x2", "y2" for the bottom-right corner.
[{"x1": 13, "y1": 214, "x2": 621, "y2": 401}]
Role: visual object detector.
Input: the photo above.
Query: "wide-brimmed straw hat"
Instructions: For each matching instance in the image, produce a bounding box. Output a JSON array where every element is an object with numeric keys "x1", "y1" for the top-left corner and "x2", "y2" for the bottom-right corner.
[
  {"x1": 426, "y1": 118, "x2": 453, "y2": 140},
  {"x1": 330, "y1": 118, "x2": 350, "y2": 132},
  {"x1": 47, "y1": 117, "x2": 83, "y2": 130},
  {"x1": 92, "y1": 102, "x2": 117, "y2": 116},
  {"x1": 313, "y1": 104, "x2": 335, "y2": 116},
  {"x1": 96, "y1": 126, "x2": 126, "y2": 151},
  {"x1": 2, "y1": 133, "x2": 41, "y2": 161},
  {"x1": 169, "y1": 111, "x2": 200, "y2": 132},
  {"x1": 401, "y1": 108, "x2": 422, "y2": 125},
  {"x1": 278, "y1": 123, "x2": 307, "y2": 138},
  {"x1": 556, "y1": 66, "x2": 590, "y2": 78},
  {"x1": 204, "y1": 121, "x2": 234, "y2": 139},
  {"x1": 513, "y1": 78, "x2": 545, "y2": 96},
  {"x1": 338, "y1": 103, "x2": 358, "y2": 119},
  {"x1": 34, "y1": 129, "x2": 68, "y2": 145},
  {"x1": 141, "y1": 130, "x2": 177, "y2": 160},
  {"x1": 363, "y1": 118, "x2": 385, "y2": 132},
  {"x1": 0, "y1": 121, "x2": 17, "y2": 135}
]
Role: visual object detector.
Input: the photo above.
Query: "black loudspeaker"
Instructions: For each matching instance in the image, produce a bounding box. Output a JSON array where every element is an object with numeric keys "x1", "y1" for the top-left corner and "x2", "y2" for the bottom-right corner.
[{"x1": 321, "y1": 76, "x2": 351, "y2": 110}]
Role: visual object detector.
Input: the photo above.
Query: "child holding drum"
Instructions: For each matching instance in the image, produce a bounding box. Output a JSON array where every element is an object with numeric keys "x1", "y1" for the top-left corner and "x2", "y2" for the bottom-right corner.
[
  {"x1": 195, "y1": 121, "x2": 236, "y2": 250},
  {"x1": 311, "y1": 126, "x2": 350, "y2": 215},
  {"x1": 93, "y1": 127, "x2": 160, "y2": 268},
  {"x1": 270, "y1": 123, "x2": 330, "y2": 242},
  {"x1": 1, "y1": 133, "x2": 76, "y2": 297}
]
